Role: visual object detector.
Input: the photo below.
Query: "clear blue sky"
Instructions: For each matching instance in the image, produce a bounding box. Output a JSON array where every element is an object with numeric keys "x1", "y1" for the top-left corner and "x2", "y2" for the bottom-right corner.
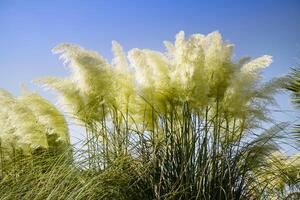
[{"x1": 1, "y1": 0, "x2": 300, "y2": 133}]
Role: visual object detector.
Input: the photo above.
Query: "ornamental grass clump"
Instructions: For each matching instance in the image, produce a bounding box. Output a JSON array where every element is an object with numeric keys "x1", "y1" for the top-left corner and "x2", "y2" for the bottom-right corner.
[
  {"x1": 0, "y1": 31, "x2": 299, "y2": 199},
  {"x1": 0, "y1": 88, "x2": 71, "y2": 179}
]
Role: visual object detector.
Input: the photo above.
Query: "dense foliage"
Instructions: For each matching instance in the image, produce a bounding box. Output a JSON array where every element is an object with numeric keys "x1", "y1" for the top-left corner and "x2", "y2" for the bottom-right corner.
[{"x1": 0, "y1": 31, "x2": 299, "y2": 199}]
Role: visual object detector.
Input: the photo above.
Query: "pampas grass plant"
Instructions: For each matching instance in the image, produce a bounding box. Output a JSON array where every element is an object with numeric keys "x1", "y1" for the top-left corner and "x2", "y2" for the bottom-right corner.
[{"x1": 0, "y1": 31, "x2": 299, "y2": 199}]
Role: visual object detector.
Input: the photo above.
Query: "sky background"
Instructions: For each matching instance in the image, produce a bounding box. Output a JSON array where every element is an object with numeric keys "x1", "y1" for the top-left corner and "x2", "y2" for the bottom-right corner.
[{"x1": 1, "y1": 0, "x2": 300, "y2": 148}]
